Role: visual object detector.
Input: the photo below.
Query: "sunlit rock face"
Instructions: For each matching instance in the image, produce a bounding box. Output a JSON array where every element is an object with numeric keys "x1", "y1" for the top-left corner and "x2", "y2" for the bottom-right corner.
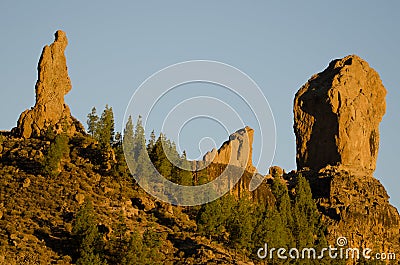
[
  {"x1": 16, "y1": 30, "x2": 83, "y2": 138},
  {"x1": 294, "y1": 55, "x2": 386, "y2": 174}
]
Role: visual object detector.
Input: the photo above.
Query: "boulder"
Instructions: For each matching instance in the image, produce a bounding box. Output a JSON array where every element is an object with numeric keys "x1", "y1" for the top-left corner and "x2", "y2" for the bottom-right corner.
[{"x1": 269, "y1": 166, "x2": 283, "y2": 178}]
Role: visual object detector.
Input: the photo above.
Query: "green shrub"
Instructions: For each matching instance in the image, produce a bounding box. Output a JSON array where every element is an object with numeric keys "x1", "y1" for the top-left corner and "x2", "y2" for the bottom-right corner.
[{"x1": 42, "y1": 133, "x2": 69, "y2": 177}]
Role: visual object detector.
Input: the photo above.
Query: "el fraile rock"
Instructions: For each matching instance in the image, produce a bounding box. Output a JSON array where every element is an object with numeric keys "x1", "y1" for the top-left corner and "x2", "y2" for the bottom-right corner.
[
  {"x1": 14, "y1": 30, "x2": 84, "y2": 138},
  {"x1": 293, "y1": 55, "x2": 400, "y2": 253}
]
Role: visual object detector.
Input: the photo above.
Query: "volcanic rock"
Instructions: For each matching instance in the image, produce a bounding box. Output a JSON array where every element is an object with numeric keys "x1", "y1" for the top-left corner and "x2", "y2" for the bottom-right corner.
[
  {"x1": 199, "y1": 127, "x2": 274, "y2": 204},
  {"x1": 293, "y1": 55, "x2": 386, "y2": 173},
  {"x1": 203, "y1": 126, "x2": 256, "y2": 173},
  {"x1": 294, "y1": 55, "x2": 400, "y2": 254},
  {"x1": 15, "y1": 30, "x2": 83, "y2": 138}
]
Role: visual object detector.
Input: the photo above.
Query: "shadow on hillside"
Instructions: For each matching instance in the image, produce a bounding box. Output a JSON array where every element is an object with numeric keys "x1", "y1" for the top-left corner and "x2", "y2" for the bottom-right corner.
[
  {"x1": 33, "y1": 218, "x2": 76, "y2": 259},
  {"x1": 1, "y1": 154, "x2": 43, "y2": 175},
  {"x1": 167, "y1": 234, "x2": 200, "y2": 257}
]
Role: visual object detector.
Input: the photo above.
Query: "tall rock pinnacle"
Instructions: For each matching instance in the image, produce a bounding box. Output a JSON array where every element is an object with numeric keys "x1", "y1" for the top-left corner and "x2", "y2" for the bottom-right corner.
[
  {"x1": 293, "y1": 55, "x2": 387, "y2": 174},
  {"x1": 294, "y1": 55, "x2": 399, "y2": 253},
  {"x1": 16, "y1": 30, "x2": 83, "y2": 138}
]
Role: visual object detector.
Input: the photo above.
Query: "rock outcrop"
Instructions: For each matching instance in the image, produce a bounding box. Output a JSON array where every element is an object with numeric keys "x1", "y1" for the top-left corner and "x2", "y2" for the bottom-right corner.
[
  {"x1": 203, "y1": 126, "x2": 256, "y2": 173},
  {"x1": 306, "y1": 167, "x2": 400, "y2": 254},
  {"x1": 294, "y1": 55, "x2": 386, "y2": 173},
  {"x1": 196, "y1": 127, "x2": 275, "y2": 204},
  {"x1": 294, "y1": 55, "x2": 400, "y2": 253},
  {"x1": 15, "y1": 30, "x2": 83, "y2": 138}
]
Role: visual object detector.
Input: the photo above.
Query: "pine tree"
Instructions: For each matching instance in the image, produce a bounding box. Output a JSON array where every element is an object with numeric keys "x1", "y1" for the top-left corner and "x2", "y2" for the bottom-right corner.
[
  {"x1": 249, "y1": 177, "x2": 296, "y2": 263},
  {"x1": 291, "y1": 174, "x2": 329, "y2": 264},
  {"x1": 177, "y1": 151, "x2": 193, "y2": 186},
  {"x1": 121, "y1": 232, "x2": 147, "y2": 265},
  {"x1": 133, "y1": 116, "x2": 146, "y2": 160},
  {"x1": 132, "y1": 116, "x2": 153, "y2": 179},
  {"x1": 123, "y1": 116, "x2": 135, "y2": 174},
  {"x1": 227, "y1": 196, "x2": 257, "y2": 253},
  {"x1": 197, "y1": 194, "x2": 236, "y2": 241},
  {"x1": 87, "y1": 107, "x2": 99, "y2": 137},
  {"x1": 123, "y1": 116, "x2": 134, "y2": 150},
  {"x1": 109, "y1": 212, "x2": 129, "y2": 264},
  {"x1": 271, "y1": 177, "x2": 294, "y2": 234},
  {"x1": 149, "y1": 134, "x2": 172, "y2": 179},
  {"x1": 73, "y1": 200, "x2": 106, "y2": 265},
  {"x1": 252, "y1": 207, "x2": 292, "y2": 264},
  {"x1": 147, "y1": 130, "x2": 156, "y2": 153},
  {"x1": 292, "y1": 174, "x2": 319, "y2": 248},
  {"x1": 98, "y1": 105, "x2": 115, "y2": 148}
]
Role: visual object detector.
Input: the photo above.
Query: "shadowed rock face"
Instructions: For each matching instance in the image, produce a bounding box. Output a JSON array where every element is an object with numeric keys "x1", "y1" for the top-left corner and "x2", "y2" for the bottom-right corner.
[
  {"x1": 16, "y1": 30, "x2": 83, "y2": 138},
  {"x1": 294, "y1": 55, "x2": 386, "y2": 173}
]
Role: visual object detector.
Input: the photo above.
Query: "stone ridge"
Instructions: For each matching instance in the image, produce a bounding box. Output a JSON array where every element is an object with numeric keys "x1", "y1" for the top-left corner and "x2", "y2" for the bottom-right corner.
[
  {"x1": 203, "y1": 126, "x2": 256, "y2": 173},
  {"x1": 15, "y1": 30, "x2": 83, "y2": 138},
  {"x1": 293, "y1": 55, "x2": 386, "y2": 174}
]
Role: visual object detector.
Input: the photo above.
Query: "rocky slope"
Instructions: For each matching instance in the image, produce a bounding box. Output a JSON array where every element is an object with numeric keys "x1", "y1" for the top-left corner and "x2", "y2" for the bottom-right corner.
[
  {"x1": 0, "y1": 30, "x2": 255, "y2": 265},
  {"x1": 0, "y1": 134, "x2": 252, "y2": 265}
]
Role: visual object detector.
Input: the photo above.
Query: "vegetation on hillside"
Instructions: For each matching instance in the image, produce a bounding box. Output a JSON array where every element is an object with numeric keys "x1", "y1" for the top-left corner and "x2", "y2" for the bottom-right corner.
[{"x1": 0, "y1": 105, "x2": 381, "y2": 264}]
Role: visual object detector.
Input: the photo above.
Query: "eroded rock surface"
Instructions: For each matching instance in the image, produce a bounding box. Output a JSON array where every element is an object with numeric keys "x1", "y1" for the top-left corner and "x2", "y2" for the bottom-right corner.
[
  {"x1": 306, "y1": 167, "x2": 400, "y2": 254},
  {"x1": 203, "y1": 126, "x2": 256, "y2": 173},
  {"x1": 294, "y1": 55, "x2": 399, "y2": 254},
  {"x1": 16, "y1": 30, "x2": 83, "y2": 138},
  {"x1": 196, "y1": 126, "x2": 274, "y2": 204},
  {"x1": 294, "y1": 55, "x2": 386, "y2": 173}
]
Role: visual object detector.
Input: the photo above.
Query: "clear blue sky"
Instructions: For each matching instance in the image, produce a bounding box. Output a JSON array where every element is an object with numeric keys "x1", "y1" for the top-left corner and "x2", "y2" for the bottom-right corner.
[{"x1": 1, "y1": 1, "x2": 399, "y2": 207}]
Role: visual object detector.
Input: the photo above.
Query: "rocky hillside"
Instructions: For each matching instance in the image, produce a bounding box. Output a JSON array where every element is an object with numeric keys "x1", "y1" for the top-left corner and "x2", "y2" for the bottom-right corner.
[
  {"x1": 0, "y1": 30, "x2": 399, "y2": 264},
  {"x1": 0, "y1": 133, "x2": 256, "y2": 265},
  {"x1": 0, "y1": 31, "x2": 255, "y2": 265}
]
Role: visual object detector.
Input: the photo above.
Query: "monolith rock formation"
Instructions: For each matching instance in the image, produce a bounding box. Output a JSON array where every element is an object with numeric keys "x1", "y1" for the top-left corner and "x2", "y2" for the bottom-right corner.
[
  {"x1": 294, "y1": 55, "x2": 386, "y2": 174},
  {"x1": 15, "y1": 30, "x2": 83, "y2": 138},
  {"x1": 294, "y1": 55, "x2": 400, "y2": 253}
]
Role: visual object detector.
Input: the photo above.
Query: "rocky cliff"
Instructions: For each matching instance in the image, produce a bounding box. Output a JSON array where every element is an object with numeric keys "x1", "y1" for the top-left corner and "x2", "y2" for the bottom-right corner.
[
  {"x1": 203, "y1": 126, "x2": 256, "y2": 173},
  {"x1": 15, "y1": 30, "x2": 83, "y2": 138},
  {"x1": 194, "y1": 126, "x2": 274, "y2": 205},
  {"x1": 294, "y1": 55, "x2": 400, "y2": 253}
]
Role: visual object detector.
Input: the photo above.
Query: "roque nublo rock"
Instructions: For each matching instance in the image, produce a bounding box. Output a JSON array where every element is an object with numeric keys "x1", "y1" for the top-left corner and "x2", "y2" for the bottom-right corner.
[
  {"x1": 294, "y1": 55, "x2": 400, "y2": 254},
  {"x1": 15, "y1": 30, "x2": 83, "y2": 138},
  {"x1": 294, "y1": 55, "x2": 386, "y2": 174}
]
